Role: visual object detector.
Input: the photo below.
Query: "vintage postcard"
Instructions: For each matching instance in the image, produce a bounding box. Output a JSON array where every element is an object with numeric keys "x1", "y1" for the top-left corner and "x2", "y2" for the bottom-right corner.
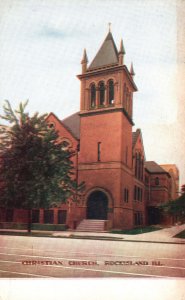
[{"x1": 0, "y1": 0, "x2": 185, "y2": 299}]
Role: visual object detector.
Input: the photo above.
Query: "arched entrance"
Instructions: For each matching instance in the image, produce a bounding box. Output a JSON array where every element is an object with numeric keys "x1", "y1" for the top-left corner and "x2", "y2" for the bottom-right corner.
[{"x1": 86, "y1": 191, "x2": 108, "y2": 220}]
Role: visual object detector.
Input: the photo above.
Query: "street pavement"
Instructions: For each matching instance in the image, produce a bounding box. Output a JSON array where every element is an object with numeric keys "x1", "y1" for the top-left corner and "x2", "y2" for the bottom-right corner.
[{"x1": 0, "y1": 224, "x2": 185, "y2": 278}]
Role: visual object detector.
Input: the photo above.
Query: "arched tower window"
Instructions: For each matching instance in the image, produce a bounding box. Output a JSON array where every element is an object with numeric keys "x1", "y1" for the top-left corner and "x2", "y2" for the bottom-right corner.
[
  {"x1": 126, "y1": 87, "x2": 129, "y2": 111},
  {"x1": 108, "y1": 79, "x2": 114, "y2": 105},
  {"x1": 90, "y1": 83, "x2": 96, "y2": 108},
  {"x1": 99, "y1": 81, "x2": 105, "y2": 106},
  {"x1": 127, "y1": 92, "x2": 130, "y2": 114},
  {"x1": 123, "y1": 83, "x2": 126, "y2": 105}
]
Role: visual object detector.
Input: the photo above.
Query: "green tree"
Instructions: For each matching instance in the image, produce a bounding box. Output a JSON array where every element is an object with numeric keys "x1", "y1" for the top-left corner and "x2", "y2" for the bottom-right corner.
[
  {"x1": 0, "y1": 100, "x2": 83, "y2": 232},
  {"x1": 181, "y1": 184, "x2": 185, "y2": 195},
  {"x1": 160, "y1": 193, "x2": 185, "y2": 224}
]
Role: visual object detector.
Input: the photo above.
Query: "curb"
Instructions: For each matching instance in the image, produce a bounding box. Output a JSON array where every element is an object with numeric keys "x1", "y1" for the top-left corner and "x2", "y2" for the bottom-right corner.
[
  {"x1": 0, "y1": 230, "x2": 185, "y2": 245},
  {"x1": 58, "y1": 234, "x2": 185, "y2": 245}
]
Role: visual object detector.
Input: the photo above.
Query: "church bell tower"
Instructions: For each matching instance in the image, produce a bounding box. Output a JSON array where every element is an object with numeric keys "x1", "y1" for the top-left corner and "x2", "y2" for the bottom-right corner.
[{"x1": 77, "y1": 29, "x2": 137, "y2": 229}]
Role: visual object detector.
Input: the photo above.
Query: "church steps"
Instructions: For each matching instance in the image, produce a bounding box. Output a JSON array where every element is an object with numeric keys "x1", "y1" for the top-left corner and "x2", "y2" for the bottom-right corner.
[{"x1": 76, "y1": 219, "x2": 106, "y2": 232}]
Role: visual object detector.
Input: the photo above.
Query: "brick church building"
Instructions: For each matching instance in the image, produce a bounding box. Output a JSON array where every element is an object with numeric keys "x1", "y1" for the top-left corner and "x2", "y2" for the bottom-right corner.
[{"x1": 0, "y1": 30, "x2": 179, "y2": 231}]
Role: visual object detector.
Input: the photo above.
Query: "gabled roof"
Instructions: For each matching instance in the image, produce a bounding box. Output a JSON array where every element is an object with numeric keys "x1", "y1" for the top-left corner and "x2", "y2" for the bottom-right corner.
[
  {"x1": 132, "y1": 128, "x2": 146, "y2": 160},
  {"x1": 46, "y1": 112, "x2": 80, "y2": 141},
  {"x1": 88, "y1": 32, "x2": 119, "y2": 71},
  {"x1": 132, "y1": 130, "x2": 140, "y2": 148},
  {"x1": 62, "y1": 112, "x2": 80, "y2": 140},
  {"x1": 145, "y1": 161, "x2": 170, "y2": 175}
]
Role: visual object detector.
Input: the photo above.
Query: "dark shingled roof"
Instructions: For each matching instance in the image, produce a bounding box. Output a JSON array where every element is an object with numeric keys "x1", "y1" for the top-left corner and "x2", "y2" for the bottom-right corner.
[
  {"x1": 62, "y1": 112, "x2": 80, "y2": 140},
  {"x1": 145, "y1": 161, "x2": 168, "y2": 173},
  {"x1": 88, "y1": 32, "x2": 119, "y2": 70}
]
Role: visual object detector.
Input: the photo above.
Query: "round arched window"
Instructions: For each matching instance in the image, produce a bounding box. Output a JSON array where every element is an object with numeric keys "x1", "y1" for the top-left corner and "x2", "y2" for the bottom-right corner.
[
  {"x1": 99, "y1": 81, "x2": 105, "y2": 106},
  {"x1": 108, "y1": 79, "x2": 114, "y2": 104},
  {"x1": 123, "y1": 83, "x2": 127, "y2": 102},
  {"x1": 90, "y1": 83, "x2": 96, "y2": 108},
  {"x1": 48, "y1": 122, "x2": 55, "y2": 129}
]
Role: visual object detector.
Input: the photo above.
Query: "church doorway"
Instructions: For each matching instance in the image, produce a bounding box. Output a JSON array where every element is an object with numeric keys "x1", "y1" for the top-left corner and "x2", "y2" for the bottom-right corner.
[
  {"x1": 147, "y1": 207, "x2": 161, "y2": 225},
  {"x1": 86, "y1": 191, "x2": 108, "y2": 220}
]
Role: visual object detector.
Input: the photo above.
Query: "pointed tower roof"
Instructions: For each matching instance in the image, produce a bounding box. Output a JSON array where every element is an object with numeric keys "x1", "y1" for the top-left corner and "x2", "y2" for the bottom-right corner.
[
  {"x1": 130, "y1": 62, "x2": 135, "y2": 76},
  {"x1": 81, "y1": 48, "x2": 88, "y2": 64},
  {"x1": 88, "y1": 31, "x2": 119, "y2": 70},
  {"x1": 119, "y1": 39, "x2": 126, "y2": 54}
]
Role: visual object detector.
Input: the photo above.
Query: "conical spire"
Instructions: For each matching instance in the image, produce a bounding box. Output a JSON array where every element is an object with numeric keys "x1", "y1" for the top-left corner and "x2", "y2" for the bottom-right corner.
[
  {"x1": 130, "y1": 62, "x2": 135, "y2": 77},
  {"x1": 118, "y1": 39, "x2": 125, "y2": 65},
  {"x1": 88, "y1": 31, "x2": 119, "y2": 70},
  {"x1": 119, "y1": 39, "x2": 126, "y2": 55},
  {"x1": 81, "y1": 49, "x2": 88, "y2": 73},
  {"x1": 108, "y1": 22, "x2": 112, "y2": 33},
  {"x1": 81, "y1": 48, "x2": 88, "y2": 64}
]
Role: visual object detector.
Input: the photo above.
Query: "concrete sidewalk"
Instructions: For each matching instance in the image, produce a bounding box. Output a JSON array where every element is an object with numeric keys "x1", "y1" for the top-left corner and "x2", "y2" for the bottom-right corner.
[
  {"x1": 1, "y1": 224, "x2": 185, "y2": 244},
  {"x1": 53, "y1": 224, "x2": 185, "y2": 244}
]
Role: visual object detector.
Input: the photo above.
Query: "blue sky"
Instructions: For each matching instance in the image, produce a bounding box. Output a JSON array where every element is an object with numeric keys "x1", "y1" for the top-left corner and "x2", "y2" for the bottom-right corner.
[{"x1": 0, "y1": 0, "x2": 184, "y2": 184}]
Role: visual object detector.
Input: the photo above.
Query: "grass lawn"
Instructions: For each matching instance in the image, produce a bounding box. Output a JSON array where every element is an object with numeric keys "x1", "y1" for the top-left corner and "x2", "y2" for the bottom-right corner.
[
  {"x1": 111, "y1": 226, "x2": 162, "y2": 235},
  {"x1": 0, "y1": 231, "x2": 54, "y2": 238},
  {"x1": 174, "y1": 230, "x2": 185, "y2": 239}
]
